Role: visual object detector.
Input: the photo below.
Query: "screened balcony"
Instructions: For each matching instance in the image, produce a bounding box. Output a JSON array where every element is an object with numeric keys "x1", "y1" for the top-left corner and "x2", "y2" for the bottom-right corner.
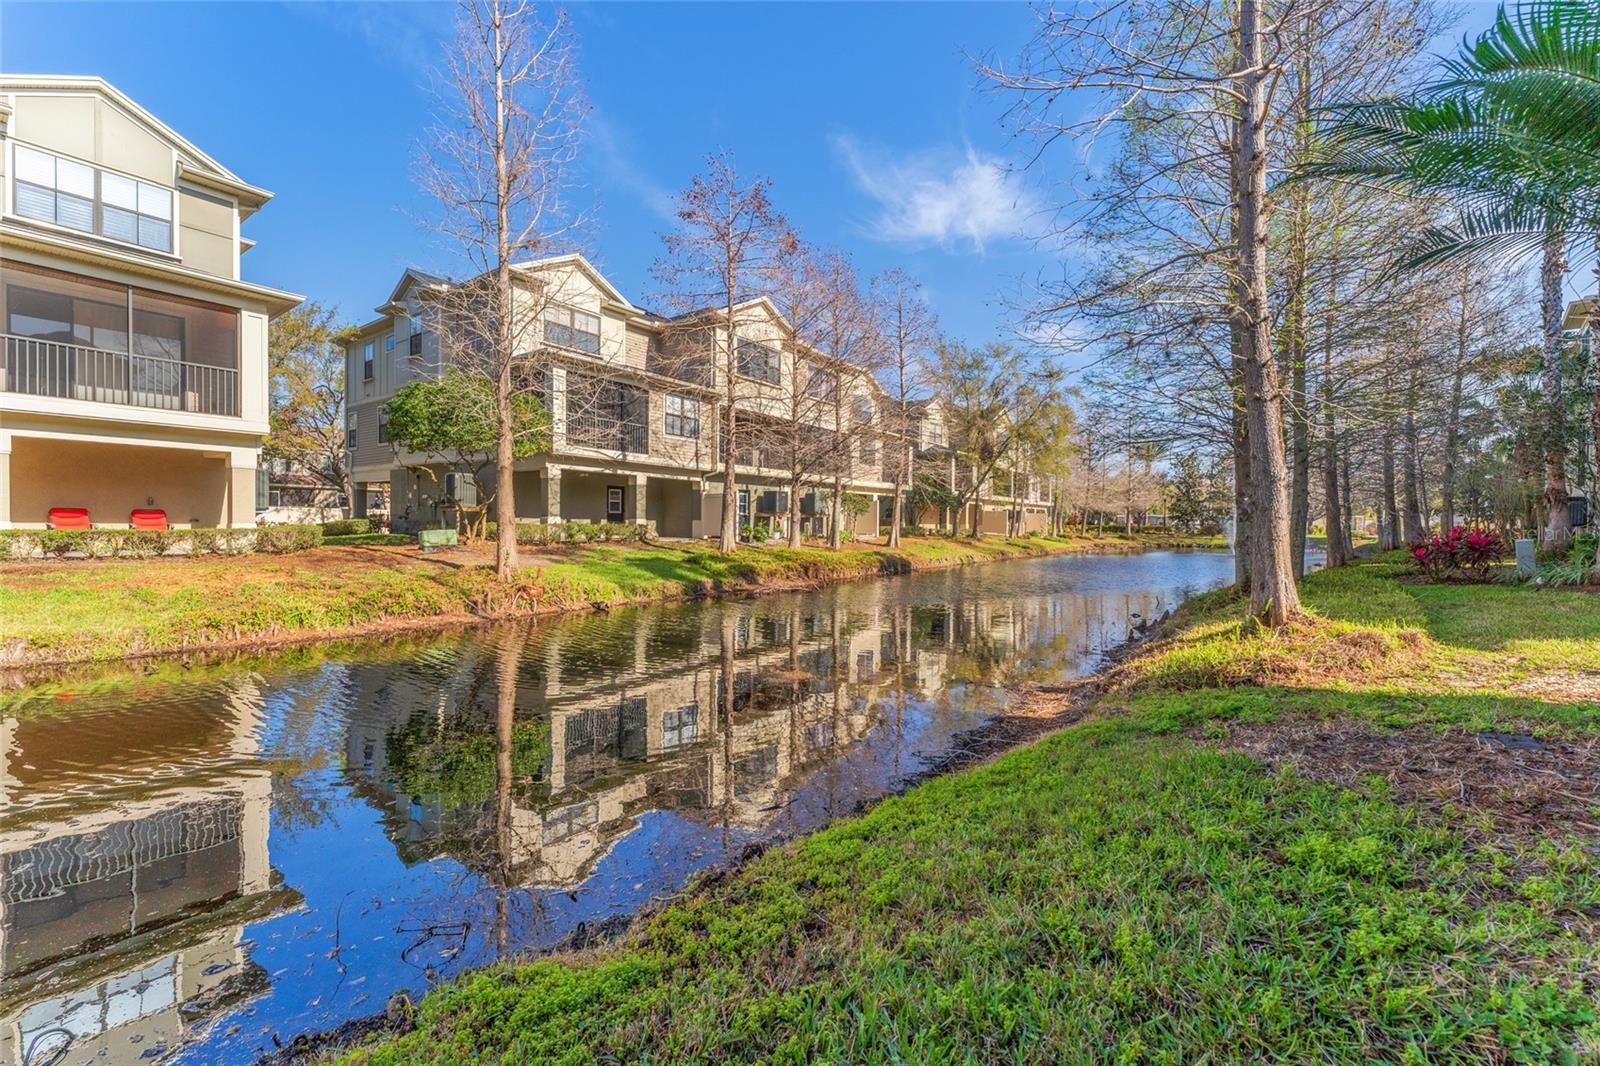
[{"x1": 0, "y1": 261, "x2": 240, "y2": 417}]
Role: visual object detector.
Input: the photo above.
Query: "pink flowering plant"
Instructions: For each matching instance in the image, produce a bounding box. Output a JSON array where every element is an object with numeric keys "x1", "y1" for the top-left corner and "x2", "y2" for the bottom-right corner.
[{"x1": 1409, "y1": 526, "x2": 1505, "y2": 582}]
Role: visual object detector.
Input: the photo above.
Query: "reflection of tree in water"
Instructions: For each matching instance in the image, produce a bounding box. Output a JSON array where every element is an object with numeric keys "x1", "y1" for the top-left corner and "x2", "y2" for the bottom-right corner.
[{"x1": 383, "y1": 716, "x2": 550, "y2": 810}]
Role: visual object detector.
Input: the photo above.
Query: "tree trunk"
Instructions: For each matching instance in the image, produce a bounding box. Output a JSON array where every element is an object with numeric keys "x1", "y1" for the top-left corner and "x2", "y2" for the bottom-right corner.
[
  {"x1": 1402, "y1": 367, "x2": 1425, "y2": 542},
  {"x1": 829, "y1": 475, "x2": 844, "y2": 548},
  {"x1": 787, "y1": 479, "x2": 802, "y2": 548},
  {"x1": 1381, "y1": 431, "x2": 1401, "y2": 549},
  {"x1": 1235, "y1": 0, "x2": 1300, "y2": 623},
  {"x1": 1539, "y1": 227, "x2": 1571, "y2": 550},
  {"x1": 888, "y1": 455, "x2": 905, "y2": 547},
  {"x1": 491, "y1": 8, "x2": 519, "y2": 581},
  {"x1": 1321, "y1": 253, "x2": 1348, "y2": 567},
  {"x1": 1440, "y1": 274, "x2": 1469, "y2": 533}
]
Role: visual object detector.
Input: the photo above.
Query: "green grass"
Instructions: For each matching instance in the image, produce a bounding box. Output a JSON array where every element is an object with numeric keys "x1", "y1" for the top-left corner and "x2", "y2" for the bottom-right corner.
[
  {"x1": 345, "y1": 718, "x2": 1599, "y2": 1065},
  {"x1": 0, "y1": 534, "x2": 1106, "y2": 667},
  {"x1": 339, "y1": 553, "x2": 1600, "y2": 1065}
]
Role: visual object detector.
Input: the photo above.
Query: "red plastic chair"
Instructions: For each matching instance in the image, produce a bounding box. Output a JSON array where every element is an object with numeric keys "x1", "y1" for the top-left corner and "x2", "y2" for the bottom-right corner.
[
  {"x1": 48, "y1": 507, "x2": 91, "y2": 530},
  {"x1": 130, "y1": 509, "x2": 169, "y2": 530}
]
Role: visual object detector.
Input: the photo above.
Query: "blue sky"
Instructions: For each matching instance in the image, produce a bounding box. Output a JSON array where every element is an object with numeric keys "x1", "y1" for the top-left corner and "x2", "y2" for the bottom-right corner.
[
  {"x1": 4, "y1": 1, "x2": 1064, "y2": 343},
  {"x1": 7, "y1": 2, "x2": 1515, "y2": 348}
]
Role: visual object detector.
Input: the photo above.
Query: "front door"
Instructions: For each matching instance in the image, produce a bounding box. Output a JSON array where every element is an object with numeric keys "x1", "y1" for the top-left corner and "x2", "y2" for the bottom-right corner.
[{"x1": 606, "y1": 485, "x2": 625, "y2": 523}]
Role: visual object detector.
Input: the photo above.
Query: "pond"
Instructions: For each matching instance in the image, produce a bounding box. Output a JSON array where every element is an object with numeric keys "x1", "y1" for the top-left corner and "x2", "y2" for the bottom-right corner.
[{"x1": 1, "y1": 549, "x2": 1234, "y2": 1066}]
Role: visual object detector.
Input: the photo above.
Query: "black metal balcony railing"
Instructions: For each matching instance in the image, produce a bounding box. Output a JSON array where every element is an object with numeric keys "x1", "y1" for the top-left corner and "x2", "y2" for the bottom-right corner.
[
  {"x1": 567, "y1": 410, "x2": 649, "y2": 455},
  {"x1": 2, "y1": 334, "x2": 240, "y2": 417}
]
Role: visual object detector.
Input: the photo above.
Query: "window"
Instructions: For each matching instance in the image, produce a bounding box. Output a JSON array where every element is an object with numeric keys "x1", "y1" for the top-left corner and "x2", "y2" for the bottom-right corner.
[
  {"x1": 385, "y1": 333, "x2": 395, "y2": 352},
  {"x1": 805, "y1": 366, "x2": 836, "y2": 400},
  {"x1": 377, "y1": 415, "x2": 389, "y2": 444},
  {"x1": 661, "y1": 703, "x2": 699, "y2": 750},
  {"x1": 543, "y1": 304, "x2": 600, "y2": 354},
  {"x1": 664, "y1": 393, "x2": 700, "y2": 438},
  {"x1": 13, "y1": 144, "x2": 173, "y2": 252},
  {"x1": 362, "y1": 341, "x2": 374, "y2": 381},
  {"x1": 852, "y1": 395, "x2": 874, "y2": 425},
  {"x1": 346, "y1": 411, "x2": 357, "y2": 448},
  {"x1": 858, "y1": 435, "x2": 878, "y2": 466},
  {"x1": 736, "y1": 339, "x2": 780, "y2": 384}
]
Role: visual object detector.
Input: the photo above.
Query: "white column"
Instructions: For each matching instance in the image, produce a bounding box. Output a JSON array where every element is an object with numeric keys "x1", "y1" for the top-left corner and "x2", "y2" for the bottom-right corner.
[
  {"x1": 542, "y1": 465, "x2": 563, "y2": 523},
  {"x1": 550, "y1": 366, "x2": 567, "y2": 451},
  {"x1": 227, "y1": 447, "x2": 259, "y2": 529},
  {"x1": 0, "y1": 430, "x2": 11, "y2": 529},
  {"x1": 631, "y1": 473, "x2": 648, "y2": 528}
]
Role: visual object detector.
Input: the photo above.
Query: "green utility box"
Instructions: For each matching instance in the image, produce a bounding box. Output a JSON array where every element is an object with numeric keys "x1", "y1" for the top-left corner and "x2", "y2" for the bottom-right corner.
[{"x1": 418, "y1": 528, "x2": 459, "y2": 551}]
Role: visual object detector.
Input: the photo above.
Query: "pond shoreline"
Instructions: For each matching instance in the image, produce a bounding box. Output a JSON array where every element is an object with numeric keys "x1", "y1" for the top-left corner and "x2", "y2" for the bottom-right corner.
[
  {"x1": 258, "y1": 628, "x2": 1159, "y2": 1066},
  {"x1": 2, "y1": 532, "x2": 1225, "y2": 678}
]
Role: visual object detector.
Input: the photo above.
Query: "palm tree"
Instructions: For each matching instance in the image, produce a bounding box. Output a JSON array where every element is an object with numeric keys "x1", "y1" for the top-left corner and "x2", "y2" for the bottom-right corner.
[{"x1": 1307, "y1": 0, "x2": 1600, "y2": 550}]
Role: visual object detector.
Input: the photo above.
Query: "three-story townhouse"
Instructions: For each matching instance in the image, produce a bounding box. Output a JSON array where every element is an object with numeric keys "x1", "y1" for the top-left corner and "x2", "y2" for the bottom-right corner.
[
  {"x1": 0, "y1": 76, "x2": 302, "y2": 529},
  {"x1": 348, "y1": 257, "x2": 902, "y2": 541}
]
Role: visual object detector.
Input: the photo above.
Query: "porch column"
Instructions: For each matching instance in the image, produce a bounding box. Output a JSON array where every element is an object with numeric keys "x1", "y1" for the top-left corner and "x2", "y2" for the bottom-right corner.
[
  {"x1": 0, "y1": 431, "x2": 11, "y2": 529},
  {"x1": 540, "y1": 465, "x2": 563, "y2": 523},
  {"x1": 227, "y1": 448, "x2": 258, "y2": 529},
  {"x1": 550, "y1": 367, "x2": 568, "y2": 451},
  {"x1": 630, "y1": 473, "x2": 648, "y2": 528}
]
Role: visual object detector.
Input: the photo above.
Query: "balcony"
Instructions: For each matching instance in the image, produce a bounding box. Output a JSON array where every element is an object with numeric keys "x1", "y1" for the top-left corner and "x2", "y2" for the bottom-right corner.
[
  {"x1": 566, "y1": 409, "x2": 649, "y2": 455},
  {"x1": 2, "y1": 333, "x2": 239, "y2": 417}
]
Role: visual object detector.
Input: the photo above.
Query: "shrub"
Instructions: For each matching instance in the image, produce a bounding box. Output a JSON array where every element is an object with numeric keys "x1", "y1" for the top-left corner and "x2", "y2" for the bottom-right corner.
[
  {"x1": 1409, "y1": 526, "x2": 1505, "y2": 582},
  {"x1": 322, "y1": 518, "x2": 373, "y2": 537},
  {"x1": 740, "y1": 523, "x2": 770, "y2": 544},
  {"x1": 482, "y1": 520, "x2": 647, "y2": 546},
  {"x1": 1531, "y1": 530, "x2": 1598, "y2": 588},
  {"x1": 0, "y1": 524, "x2": 322, "y2": 559}
]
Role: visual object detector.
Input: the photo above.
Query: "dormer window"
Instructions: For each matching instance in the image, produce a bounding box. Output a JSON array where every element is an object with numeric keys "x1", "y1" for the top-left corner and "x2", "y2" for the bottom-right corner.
[{"x1": 13, "y1": 144, "x2": 173, "y2": 253}]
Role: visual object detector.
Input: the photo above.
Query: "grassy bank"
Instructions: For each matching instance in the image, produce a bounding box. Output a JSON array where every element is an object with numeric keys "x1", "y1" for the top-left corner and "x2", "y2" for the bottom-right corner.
[
  {"x1": 0, "y1": 532, "x2": 1162, "y2": 669},
  {"x1": 336, "y1": 555, "x2": 1600, "y2": 1064}
]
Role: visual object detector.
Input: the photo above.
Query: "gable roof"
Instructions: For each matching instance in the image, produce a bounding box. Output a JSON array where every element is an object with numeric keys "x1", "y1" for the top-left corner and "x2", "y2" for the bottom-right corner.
[
  {"x1": 0, "y1": 75, "x2": 275, "y2": 209},
  {"x1": 512, "y1": 253, "x2": 637, "y2": 311}
]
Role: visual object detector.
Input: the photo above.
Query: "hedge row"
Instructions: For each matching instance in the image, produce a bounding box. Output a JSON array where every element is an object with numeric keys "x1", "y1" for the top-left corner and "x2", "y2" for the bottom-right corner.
[
  {"x1": 321, "y1": 518, "x2": 373, "y2": 537},
  {"x1": 482, "y1": 520, "x2": 649, "y2": 546},
  {"x1": 0, "y1": 524, "x2": 323, "y2": 560}
]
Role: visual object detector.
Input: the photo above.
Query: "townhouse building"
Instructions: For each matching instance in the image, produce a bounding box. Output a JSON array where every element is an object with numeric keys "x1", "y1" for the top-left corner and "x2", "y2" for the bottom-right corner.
[
  {"x1": 0, "y1": 76, "x2": 301, "y2": 529},
  {"x1": 345, "y1": 255, "x2": 897, "y2": 540}
]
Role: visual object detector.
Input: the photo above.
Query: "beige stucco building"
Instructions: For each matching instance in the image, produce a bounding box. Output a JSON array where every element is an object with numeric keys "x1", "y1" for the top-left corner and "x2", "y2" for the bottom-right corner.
[{"x1": 0, "y1": 76, "x2": 301, "y2": 529}]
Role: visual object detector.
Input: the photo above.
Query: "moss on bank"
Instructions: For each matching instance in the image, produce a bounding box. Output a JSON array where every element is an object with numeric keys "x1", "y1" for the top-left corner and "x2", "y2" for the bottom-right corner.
[
  {"x1": 335, "y1": 555, "x2": 1600, "y2": 1065},
  {"x1": 0, "y1": 532, "x2": 1162, "y2": 668}
]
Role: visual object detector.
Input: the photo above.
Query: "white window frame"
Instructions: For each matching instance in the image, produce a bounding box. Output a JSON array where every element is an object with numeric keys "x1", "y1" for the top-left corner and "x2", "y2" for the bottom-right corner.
[
  {"x1": 543, "y1": 303, "x2": 601, "y2": 354},
  {"x1": 805, "y1": 366, "x2": 838, "y2": 400},
  {"x1": 7, "y1": 140, "x2": 179, "y2": 257},
  {"x1": 736, "y1": 339, "x2": 780, "y2": 385},
  {"x1": 664, "y1": 393, "x2": 700, "y2": 438}
]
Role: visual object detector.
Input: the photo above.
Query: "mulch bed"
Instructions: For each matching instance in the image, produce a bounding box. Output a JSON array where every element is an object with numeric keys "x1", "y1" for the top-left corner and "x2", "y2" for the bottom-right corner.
[{"x1": 1208, "y1": 718, "x2": 1600, "y2": 842}]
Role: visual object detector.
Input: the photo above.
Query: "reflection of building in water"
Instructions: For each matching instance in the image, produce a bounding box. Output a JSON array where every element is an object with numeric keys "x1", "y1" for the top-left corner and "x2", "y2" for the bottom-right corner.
[
  {"x1": 0, "y1": 679, "x2": 293, "y2": 1066},
  {"x1": 344, "y1": 595, "x2": 926, "y2": 893}
]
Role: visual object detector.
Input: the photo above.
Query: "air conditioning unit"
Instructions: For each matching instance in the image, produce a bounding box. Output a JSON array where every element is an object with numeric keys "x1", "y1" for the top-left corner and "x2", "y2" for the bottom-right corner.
[{"x1": 445, "y1": 471, "x2": 479, "y2": 507}]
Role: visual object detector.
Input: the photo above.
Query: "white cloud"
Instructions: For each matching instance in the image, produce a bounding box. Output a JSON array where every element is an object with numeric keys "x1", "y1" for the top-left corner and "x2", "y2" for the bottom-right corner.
[
  {"x1": 588, "y1": 112, "x2": 677, "y2": 224},
  {"x1": 833, "y1": 134, "x2": 1039, "y2": 253}
]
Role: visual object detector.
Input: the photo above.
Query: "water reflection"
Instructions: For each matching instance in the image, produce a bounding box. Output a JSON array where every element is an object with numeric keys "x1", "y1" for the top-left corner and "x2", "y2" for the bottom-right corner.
[{"x1": 0, "y1": 550, "x2": 1233, "y2": 1065}]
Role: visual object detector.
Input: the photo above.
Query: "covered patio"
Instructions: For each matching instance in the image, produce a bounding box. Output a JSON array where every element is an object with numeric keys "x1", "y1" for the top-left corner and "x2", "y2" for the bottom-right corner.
[{"x1": 3, "y1": 433, "x2": 257, "y2": 529}]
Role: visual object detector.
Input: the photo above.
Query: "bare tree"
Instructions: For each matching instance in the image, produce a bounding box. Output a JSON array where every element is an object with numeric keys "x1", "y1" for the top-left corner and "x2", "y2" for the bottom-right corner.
[
  {"x1": 420, "y1": 0, "x2": 587, "y2": 579},
  {"x1": 654, "y1": 152, "x2": 795, "y2": 552},
  {"x1": 810, "y1": 252, "x2": 883, "y2": 548},
  {"x1": 767, "y1": 240, "x2": 842, "y2": 546},
  {"x1": 871, "y1": 269, "x2": 938, "y2": 547}
]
